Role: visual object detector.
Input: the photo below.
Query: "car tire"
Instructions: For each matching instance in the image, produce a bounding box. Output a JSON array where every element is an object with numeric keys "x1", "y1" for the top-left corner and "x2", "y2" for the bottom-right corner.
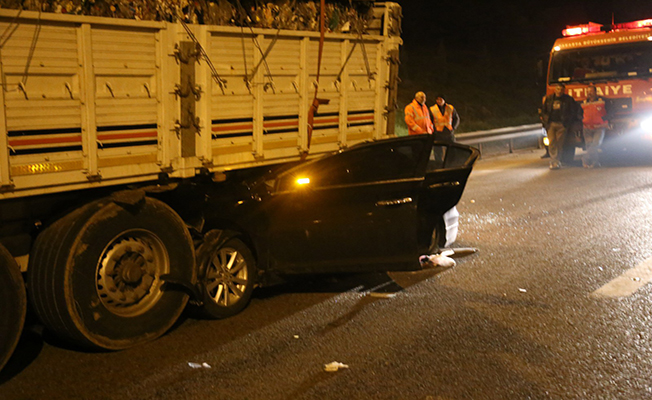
[
  {"x1": 196, "y1": 236, "x2": 256, "y2": 319},
  {"x1": 0, "y1": 244, "x2": 26, "y2": 371},
  {"x1": 28, "y1": 197, "x2": 194, "y2": 350}
]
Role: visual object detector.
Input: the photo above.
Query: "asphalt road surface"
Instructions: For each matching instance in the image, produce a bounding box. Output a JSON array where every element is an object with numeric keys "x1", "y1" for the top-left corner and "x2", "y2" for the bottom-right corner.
[{"x1": 3, "y1": 147, "x2": 652, "y2": 400}]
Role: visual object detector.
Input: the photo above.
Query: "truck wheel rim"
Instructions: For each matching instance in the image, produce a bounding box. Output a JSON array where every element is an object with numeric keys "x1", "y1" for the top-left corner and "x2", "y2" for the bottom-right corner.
[
  {"x1": 96, "y1": 230, "x2": 169, "y2": 317},
  {"x1": 205, "y1": 247, "x2": 248, "y2": 307}
]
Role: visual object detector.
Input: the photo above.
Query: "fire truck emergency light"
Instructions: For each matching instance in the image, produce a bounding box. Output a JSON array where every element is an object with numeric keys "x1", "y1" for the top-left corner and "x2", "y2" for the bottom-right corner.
[
  {"x1": 562, "y1": 22, "x2": 603, "y2": 37},
  {"x1": 614, "y1": 19, "x2": 652, "y2": 30}
]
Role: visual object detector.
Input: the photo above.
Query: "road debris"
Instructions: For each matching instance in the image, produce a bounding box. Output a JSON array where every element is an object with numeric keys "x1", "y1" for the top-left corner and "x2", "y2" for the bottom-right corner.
[
  {"x1": 447, "y1": 247, "x2": 479, "y2": 257},
  {"x1": 518, "y1": 288, "x2": 527, "y2": 293},
  {"x1": 419, "y1": 254, "x2": 456, "y2": 268},
  {"x1": 188, "y1": 362, "x2": 212, "y2": 369},
  {"x1": 324, "y1": 361, "x2": 349, "y2": 372},
  {"x1": 369, "y1": 292, "x2": 397, "y2": 299}
]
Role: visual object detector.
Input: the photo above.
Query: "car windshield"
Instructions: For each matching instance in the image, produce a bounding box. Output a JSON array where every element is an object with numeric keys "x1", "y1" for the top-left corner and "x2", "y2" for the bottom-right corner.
[{"x1": 549, "y1": 41, "x2": 652, "y2": 83}]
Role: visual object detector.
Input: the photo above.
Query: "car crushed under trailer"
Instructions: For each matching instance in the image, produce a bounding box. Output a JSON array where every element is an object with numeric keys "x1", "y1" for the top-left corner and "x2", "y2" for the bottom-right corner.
[{"x1": 159, "y1": 136, "x2": 479, "y2": 319}]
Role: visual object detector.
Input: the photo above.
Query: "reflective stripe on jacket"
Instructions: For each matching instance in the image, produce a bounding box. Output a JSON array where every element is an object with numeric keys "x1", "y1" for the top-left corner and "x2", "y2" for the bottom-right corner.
[
  {"x1": 431, "y1": 103, "x2": 454, "y2": 132},
  {"x1": 404, "y1": 100, "x2": 433, "y2": 135}
]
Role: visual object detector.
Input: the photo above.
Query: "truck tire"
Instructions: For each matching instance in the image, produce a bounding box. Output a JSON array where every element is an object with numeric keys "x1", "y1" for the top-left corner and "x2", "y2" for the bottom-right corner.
[
  {"x1": 0, "y1": 244, "x2": 26, "y2": 371},
  {"x1": 196, "y1": 236, "x2": 256, "y2": 319},
  {"x1": 28, "y1": 197, "x2": 195, "y2": 350}
]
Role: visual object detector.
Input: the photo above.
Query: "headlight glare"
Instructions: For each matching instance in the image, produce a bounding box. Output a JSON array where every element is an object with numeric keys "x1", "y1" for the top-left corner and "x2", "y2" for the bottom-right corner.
[{"x1": 641, "y1": 116, "x2": 652, "y2": 132}]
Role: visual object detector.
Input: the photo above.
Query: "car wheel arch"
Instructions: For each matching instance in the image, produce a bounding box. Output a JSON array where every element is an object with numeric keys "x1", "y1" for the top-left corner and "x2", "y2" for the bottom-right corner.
[{"x1": 197, "y1": 226, "x2": 260, "y2": 270}]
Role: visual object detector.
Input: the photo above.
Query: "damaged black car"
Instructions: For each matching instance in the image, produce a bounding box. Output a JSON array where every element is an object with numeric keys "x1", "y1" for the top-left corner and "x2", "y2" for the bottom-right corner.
[{"x1": 166, "y1": 135, "x2": 479, "y2": 318}]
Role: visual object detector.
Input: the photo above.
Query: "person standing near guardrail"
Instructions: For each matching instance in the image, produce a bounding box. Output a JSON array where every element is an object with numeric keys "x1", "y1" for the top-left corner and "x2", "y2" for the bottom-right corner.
[
  {"x1": 541, "y1": 83, "x2": 580, "y2": 169},
  {"x1": 581, "y1": 84, "x2": 608, "y2": 168},
  {"x1": 404, "y1": 91, "x2": 434, "y2": 135},
  {"x1": 430, "y1": 95, "x2": 460, "y2": 143}
]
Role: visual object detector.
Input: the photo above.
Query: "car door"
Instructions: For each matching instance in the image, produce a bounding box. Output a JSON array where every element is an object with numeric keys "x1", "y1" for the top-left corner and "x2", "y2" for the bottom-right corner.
[
  {"x1": 417, "y1": 142, "x2": 479, "y2": 250},
  {"x1": 266, "y1": 137, "x2": 431, "y2": 273}
]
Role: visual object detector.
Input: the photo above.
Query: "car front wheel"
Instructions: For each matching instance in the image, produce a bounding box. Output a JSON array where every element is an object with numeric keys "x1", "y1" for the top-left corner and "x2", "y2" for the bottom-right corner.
[{"x1": 196, "y1": 234, "x2": 256, "y2": 319}]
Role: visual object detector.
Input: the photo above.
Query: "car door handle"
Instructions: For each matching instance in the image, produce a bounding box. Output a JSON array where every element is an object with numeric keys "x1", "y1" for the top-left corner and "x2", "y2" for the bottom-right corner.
[
  {"x1": 376, "y1": 197, "x2": 413, "y2": 207},
  {"x1": 428, "y1": 181, "x2": 460, "y2": 189}
]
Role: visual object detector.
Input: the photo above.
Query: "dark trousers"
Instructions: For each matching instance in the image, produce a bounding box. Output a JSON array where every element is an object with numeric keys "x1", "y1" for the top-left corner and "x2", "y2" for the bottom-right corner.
[{"x1": 434, "y1": 128, "x2": 454, "y2": 143}]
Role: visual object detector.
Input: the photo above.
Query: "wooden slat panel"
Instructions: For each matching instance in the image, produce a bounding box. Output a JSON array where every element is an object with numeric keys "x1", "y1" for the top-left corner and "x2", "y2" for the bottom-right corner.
[
  {"x1": 93, "y1": 67, "x2": 156, "y2": 76},
  {"x1": 312, "y1": 135, "x2": 339, "y2": 145},
  {"x1": 210, "y1": 33, "x2": 255, "y2": 76},
  {"x1": 92, "y1": 28, "x2": 157, "y2": 70},
  {"x1": 0, "y1": 59, "x2": 79, "y2": 68},
  {"x1": 213, "y1": 143, "x2": 252, "y2": 156},
  {"x1": 95, "y1": 77, "x2": 156, "y2": 99},
  {"x1": 212, "y1": 95, "x2": 254, "y2": 119},
  {"x1": 6, "y1": 104, "x2": 81, "y2": 118},
  {"x1": 6, "y1": 116, "x2": 81, "y2": 130},
  {"x1": 92, "y1": 30, "x2": 159, "y2": 44},
  {"x1": 262, "y1": 93, "x2": 299, "y2": 116},
  {"x1": 263, "y1": 138, "x2": 297, "y2": 150},
  {"x1": 347, "y1": 131, "x2": 374, "y2": 141},
  {"x1": 0, "y1": 24, "x2": 77, "y2": 42},
  {"x1": 6, "y1": 99, "x2": 81, "y2": 130}
]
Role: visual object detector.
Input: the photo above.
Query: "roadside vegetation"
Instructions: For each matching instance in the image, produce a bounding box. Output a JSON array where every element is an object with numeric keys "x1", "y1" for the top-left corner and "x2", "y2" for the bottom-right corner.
[{"x1": 396, "y1": 43, "x2": 542, "y2": 135}]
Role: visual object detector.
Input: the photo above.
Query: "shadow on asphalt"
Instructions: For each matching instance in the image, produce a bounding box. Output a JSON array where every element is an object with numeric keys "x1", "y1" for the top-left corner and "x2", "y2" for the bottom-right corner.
[
  {"x1": 0, "y1": 323, "x2": 43, "y2": 384},
  {"x1": 0, "y1": 252, "x2": 476, "y2": 384}
]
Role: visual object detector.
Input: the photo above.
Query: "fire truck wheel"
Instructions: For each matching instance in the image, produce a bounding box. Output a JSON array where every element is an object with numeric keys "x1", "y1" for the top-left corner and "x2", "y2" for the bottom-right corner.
[
  {"x1": 195, "y1": 235, "x2": 256, "y2": 319},
  {"x1": 0, "y1": 244, "x2": 26, "y2": 372},
  {"x1": 28, "y1": 197, "x2": 195, "y2": 350}
]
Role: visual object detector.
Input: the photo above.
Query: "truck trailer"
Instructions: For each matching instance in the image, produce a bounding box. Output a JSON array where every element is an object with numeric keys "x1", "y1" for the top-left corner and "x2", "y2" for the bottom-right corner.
[{"x1": 0, "y1": 1, "x2": 402, "y2": 367}]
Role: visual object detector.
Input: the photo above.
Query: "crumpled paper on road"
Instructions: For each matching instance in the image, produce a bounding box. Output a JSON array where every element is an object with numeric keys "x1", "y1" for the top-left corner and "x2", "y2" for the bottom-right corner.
[{"x1": 323, "y1": 361, "x2": 349, "y2": 372}]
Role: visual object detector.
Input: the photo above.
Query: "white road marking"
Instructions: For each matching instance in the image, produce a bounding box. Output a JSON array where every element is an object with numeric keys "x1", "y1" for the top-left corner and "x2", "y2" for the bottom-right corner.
[{"x1": 591, "y1": 257, "x2": 652, "y2": 299}]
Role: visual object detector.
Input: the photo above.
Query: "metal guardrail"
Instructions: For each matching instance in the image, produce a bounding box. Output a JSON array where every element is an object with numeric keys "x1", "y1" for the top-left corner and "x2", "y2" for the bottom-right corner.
[{"x1": 456, "y1": 123, "x2": 543, "y2": 154}]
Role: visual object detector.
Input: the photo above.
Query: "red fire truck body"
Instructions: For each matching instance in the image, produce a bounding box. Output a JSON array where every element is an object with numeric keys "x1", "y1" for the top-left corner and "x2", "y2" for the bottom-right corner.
[{"x1": 546, "y1": 19, "x2": 652, "y2": 141}]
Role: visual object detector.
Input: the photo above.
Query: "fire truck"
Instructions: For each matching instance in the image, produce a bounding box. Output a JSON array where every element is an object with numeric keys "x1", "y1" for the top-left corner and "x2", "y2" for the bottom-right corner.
[
  {"x1": 544, "y1": 18, "x2": 652, "y2": 153},
  {"x1": 0, "y1": 2, "x2": 402, "y2": 369}
]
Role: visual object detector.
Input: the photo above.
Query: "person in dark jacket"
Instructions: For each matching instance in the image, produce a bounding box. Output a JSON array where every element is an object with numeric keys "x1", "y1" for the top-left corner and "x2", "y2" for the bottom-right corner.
[{"x1": 541, "y1": 83, "x2": 581, "y2": 169}]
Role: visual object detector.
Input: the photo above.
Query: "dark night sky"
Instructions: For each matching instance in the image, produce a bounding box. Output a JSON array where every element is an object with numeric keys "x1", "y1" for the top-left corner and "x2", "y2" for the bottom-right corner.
[
  {"x1": 400, "y1": 0, "x2": 652, "y2": 55},
  {"x1": 393, "y1": 0, "x2": 652, "y2": 129}
]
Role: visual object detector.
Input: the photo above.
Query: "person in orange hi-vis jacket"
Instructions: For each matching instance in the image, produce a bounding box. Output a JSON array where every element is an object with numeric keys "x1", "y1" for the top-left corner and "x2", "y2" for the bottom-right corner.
[
  {"x1": 581, "y1": 84, "x2": 609, "y2": 168},
  {"x1": 404, "y1": 91, "x2": 434, "y2": 135}
]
